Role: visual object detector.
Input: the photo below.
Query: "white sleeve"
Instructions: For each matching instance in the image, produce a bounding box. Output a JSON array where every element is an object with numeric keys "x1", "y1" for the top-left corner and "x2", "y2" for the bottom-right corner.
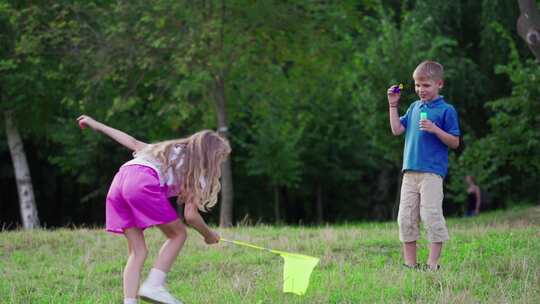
[
  {"x1": 199, "y1": 175, "x2": 206, "y2": 189},
  {"x1": 166, "y1": 145, "x2": 184, "y2": 187},
  {"x1": 169, "y1": 145, "x2": 183, "y2": 162}
]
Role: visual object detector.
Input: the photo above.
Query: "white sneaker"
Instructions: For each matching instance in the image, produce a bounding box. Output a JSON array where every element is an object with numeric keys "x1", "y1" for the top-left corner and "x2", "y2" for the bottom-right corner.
[{"x1": 138, "y1": 283, "x2": 183, "y2": 304}]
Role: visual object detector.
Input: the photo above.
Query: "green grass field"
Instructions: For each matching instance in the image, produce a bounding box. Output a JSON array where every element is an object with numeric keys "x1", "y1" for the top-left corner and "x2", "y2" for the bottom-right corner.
[{"x1": 1, "y1": 206, "x2": 539, "y2": 303}]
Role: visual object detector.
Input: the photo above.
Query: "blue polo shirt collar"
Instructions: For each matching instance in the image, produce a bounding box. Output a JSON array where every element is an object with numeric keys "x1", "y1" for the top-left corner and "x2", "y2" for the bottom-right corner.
[{"x1": 421, "y1": 96, "x2": 444, "y2": 108}]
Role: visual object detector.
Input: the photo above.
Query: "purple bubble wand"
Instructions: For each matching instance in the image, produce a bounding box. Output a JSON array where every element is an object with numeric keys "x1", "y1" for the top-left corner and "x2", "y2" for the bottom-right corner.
[{"x1": 392, "y1": 83, "x2": 404, "y2": 93}]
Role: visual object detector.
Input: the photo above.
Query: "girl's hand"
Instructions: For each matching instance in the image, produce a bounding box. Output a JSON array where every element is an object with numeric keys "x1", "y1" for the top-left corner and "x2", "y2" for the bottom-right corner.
[
  {"x1": 77, "y1": 115, "x2": 98, "y2": 130},
  {"x1": 387, "y1": 85, "x2": 401, "y2": 108},
  {"x1": 204, "y1": 230, "x2": 220, "y2": 245}
]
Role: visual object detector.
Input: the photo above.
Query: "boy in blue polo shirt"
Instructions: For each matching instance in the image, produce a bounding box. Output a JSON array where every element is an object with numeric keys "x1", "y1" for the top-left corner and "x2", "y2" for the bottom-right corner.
[{"x1": 387, "y1": 60, "x2": 460, "y2": 270}]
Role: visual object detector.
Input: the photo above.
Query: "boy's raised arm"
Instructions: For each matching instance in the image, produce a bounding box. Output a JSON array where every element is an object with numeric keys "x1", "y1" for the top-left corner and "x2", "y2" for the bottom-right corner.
[
  {"x1": 77, "y1": 115, "x2": 147, "y2": 152},
  {"x1": 388, "y1": 86, "x2": 405, "y2": 135}
]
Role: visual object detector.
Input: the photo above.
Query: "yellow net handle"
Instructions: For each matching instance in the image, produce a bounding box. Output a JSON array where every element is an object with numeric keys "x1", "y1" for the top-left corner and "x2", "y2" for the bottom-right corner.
[{"x1": 220, "y1": 238, "x2": 276, "y2": 253}]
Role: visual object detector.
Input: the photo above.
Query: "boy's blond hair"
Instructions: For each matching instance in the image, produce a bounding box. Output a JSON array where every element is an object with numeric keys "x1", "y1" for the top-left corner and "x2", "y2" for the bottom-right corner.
[{"x1": 413, "y1": 60, "x2": 444, "y2": 81}]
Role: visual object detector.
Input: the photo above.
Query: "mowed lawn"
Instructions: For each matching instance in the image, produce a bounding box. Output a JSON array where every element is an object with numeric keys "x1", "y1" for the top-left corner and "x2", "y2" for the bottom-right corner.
[{"x1": 1, "y1": 206, "x2": 539, "y2": 303}]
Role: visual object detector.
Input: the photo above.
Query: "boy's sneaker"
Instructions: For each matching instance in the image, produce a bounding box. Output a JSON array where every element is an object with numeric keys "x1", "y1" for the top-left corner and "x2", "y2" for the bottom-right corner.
[
  {"x1": 138, "y1": 283, "x2": 183, "y2": 304},
  {"x1": 402, "y1": 263, "x2": 420, "y2": 270},
  {"x1": 423, "y1": 264, "x2": 441, "y2": 271}
]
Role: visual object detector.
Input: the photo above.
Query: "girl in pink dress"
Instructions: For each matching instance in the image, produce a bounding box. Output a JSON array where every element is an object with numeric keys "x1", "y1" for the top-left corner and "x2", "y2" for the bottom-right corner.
[{"x1": 77, "y1": 115, "x2": 231, "y2": 304}]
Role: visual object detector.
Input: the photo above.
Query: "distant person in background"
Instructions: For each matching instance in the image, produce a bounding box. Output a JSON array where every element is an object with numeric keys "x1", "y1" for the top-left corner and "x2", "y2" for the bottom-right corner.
[{"x1": 465, "y1": 175, "x2": 481, "y2": 216}]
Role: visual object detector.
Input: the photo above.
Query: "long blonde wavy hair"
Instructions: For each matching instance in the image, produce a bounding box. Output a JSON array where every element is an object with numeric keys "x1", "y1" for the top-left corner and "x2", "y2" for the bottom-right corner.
[{"x1": 136, "y1": 130, "x2": 231, "y2": 212}]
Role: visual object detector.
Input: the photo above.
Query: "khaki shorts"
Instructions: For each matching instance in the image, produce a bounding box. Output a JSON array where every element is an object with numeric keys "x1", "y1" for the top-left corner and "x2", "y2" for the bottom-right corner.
[{"x1": 397, "y1": 171, "x2": 449, "y2": 243}]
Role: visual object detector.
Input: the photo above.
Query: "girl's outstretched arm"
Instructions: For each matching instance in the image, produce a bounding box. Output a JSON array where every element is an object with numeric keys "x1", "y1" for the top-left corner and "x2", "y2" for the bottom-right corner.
[{"x1": 77, "y1": 115, "x2": 147, "y2": 152}]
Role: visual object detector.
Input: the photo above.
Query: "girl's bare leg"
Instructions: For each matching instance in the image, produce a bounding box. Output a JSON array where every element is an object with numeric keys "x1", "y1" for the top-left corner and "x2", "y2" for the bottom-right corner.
[
  {"x1": 154, "y1": 219, "x2": 188, "y2": 272},
  {"x1": 123, "y1": 228, "x2": 148, "y2": 299}
]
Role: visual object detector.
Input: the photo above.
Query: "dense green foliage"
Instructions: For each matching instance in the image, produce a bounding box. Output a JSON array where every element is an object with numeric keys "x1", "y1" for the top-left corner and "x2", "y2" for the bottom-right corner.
[
  {"x1": 1, "y1": 206, "x2": 539, "y2": 303},
  {"x1": 1, "y1": 0, "x2": 539, "y2": 227}
]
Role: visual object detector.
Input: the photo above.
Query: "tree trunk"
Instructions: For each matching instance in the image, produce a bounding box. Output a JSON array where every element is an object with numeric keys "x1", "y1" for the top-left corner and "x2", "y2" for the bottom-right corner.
[
  {"x1": 214, "y1": 75, "x2": 234, "y2": 227},
  {"x1": 5, "y1": 110, "x2": 40, "y2": 229},
  {"x1": 316, "y1": 182, "x2": 323, "y2": 224},
  {"x1": 517, "y1": 0, "x2": 540, "y2": 61},
  {"x1": 274, "y1": 185, "x2": 280, "y2": 223}
]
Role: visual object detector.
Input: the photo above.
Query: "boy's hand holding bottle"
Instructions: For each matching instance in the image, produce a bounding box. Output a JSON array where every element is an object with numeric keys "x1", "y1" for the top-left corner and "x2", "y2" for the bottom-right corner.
[{"x1": 419, "y1": 112, "x2": 440, "y2": 134}]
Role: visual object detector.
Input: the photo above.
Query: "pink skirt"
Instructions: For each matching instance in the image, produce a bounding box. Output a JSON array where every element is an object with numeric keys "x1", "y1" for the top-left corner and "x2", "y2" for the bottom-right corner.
[{"x1": 105, "y1": 165, "x2": 179, "y2": 234}]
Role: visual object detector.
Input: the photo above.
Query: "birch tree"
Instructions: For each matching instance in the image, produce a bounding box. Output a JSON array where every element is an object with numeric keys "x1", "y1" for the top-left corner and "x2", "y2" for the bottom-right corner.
[{"x1": 4, "y1": 111, "x2": 39, "y2": 228}]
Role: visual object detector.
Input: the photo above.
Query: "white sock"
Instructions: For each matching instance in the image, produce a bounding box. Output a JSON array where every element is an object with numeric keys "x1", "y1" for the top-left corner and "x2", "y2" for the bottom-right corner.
[
  {"x1": 145, "y1": 268, "x2": 167, "y2": 287},
  {"x1": 124, "y1": 298, "x2": 137, "y2": 304}
]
